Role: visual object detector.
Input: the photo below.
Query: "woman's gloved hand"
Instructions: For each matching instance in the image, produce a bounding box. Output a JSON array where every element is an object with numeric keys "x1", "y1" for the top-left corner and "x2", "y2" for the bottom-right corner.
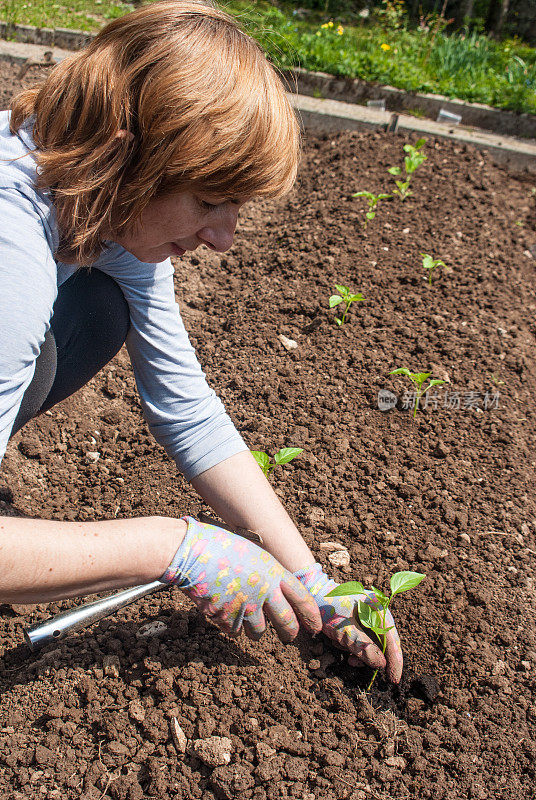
[
  {"x1": 293, "y1": 562, "x2": 403, "y2": 683},
  {"x1": 161, "y1": 517, "x2": 322, "y2": 643}
]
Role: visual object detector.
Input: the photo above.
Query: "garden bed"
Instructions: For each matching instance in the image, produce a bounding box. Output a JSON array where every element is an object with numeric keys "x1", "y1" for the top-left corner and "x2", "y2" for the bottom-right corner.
[{"x1": 1, "y1": 59, "x2": 536, "y2": 800}]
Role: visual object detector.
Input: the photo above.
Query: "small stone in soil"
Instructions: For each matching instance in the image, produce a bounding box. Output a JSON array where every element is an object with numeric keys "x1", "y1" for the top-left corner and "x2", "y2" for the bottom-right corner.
[
  {"x1": 102, "y1": 654, "x2": 120, "y2": 678},
  {"x1": 170, "y1": 717, "x2": 188, "y2": 754},
  {"x1": 327, "y1": 548, "x2": 350, "y2": 567},
  {"x1": 278, "y1": 333, "x2": 298, "y2": 351},
  {"x1": 319, "y1": 540, "x2": 346, "y2": 552},
  {"x1": 136, "y1": 620, "x2": 168, "y2": 637},
  {"x1": 385, "y1": 755, "x2": 407, "y2": 769},
  {"x1": 191, "y1": 736, "x2": 232, "y2": 767}
]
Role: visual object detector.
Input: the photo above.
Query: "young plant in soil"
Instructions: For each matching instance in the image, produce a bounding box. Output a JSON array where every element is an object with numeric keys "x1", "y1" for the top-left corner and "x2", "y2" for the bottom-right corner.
[
  {"x1": 326, "y1": 571, "x2": 426, "y2": 690},
  {"x1": 351, "y1": 190, "x2": 392, "y2": 226},
  {"x1": 329, "y1": 285, "x2": 365, "y2": 326},
  {"x1": 421, "y1": 252, "x2": 447, "y2": 285},
  {"x1": 389, "y1": 368, "x2": 445, "y2": 418},
  {"x1": 251, "y1": 447, "x2": 303, "y2": 477},
  {"x1": 388, "y1": 138, "x2": 427, "y2": 200}
]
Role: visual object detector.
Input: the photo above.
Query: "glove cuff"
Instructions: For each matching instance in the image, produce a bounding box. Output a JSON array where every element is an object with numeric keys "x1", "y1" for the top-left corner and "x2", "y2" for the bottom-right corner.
[{"x1": 160, "y1": 515, "x2": 205, "y2": 588}]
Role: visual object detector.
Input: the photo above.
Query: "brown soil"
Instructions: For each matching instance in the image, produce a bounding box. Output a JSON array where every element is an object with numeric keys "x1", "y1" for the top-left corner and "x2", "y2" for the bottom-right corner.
[{"x1": 1, "y1": 59, "x2": 536, "y2": 800}]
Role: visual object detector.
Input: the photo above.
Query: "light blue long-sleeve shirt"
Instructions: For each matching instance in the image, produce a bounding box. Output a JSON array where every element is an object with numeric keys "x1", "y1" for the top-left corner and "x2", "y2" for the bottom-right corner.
[{"x1": 0, "y1": 110, "x2": 247, "y2": 480}]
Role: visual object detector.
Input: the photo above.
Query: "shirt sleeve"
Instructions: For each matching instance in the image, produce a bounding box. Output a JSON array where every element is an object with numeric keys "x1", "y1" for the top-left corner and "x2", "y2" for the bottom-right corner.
[
  {"x1": 93, "y1": 246, "x2": 248, "y2": 481},
  {"x1": 0, "y1": 186, "x2": 58, "y2": 464}
]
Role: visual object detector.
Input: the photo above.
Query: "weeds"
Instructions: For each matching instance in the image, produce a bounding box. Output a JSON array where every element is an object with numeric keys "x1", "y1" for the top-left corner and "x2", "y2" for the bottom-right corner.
[
  {"x1": 251, "y1": 447, "x2": 303, "y2": 477},
  {"x1": 329, "y1": 285, "x2": 365, "y2": 326},
  {"x1": 327, "y1": 570, "x2": 425, "y2": 690}
]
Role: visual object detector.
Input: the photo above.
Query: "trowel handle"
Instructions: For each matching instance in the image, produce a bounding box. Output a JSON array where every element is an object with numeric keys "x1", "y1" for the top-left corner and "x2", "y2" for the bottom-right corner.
[{"x1": 24, "y1": 580, "x2": 166, "y2": 649}]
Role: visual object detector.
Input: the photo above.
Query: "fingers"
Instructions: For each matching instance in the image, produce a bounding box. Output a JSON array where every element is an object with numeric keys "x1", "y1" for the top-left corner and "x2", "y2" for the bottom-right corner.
[
  {"x1": 280, "y1": 574, "x2": 323, "y2": 635},
  {"x1": 263, "y1": 598, "x2": 300, "y2": 643},
  {"x1": 383, "y1": 621, "x2": 403, "y2": 684},
  {"x1": 346, "y1": 607, "x2": 402, "y2": 683},
  {"x1": 332, "y1": 624, "x2": 386, "y2": 671},
  {"x1": 243, "y1": 608, "x2": 267, "y2": 641}
]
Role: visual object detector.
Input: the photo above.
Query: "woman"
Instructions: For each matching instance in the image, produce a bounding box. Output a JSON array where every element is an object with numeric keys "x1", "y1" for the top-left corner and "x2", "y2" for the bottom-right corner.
[{"x1": 0, "y1": 1, "x2": 402, "y2": 682}]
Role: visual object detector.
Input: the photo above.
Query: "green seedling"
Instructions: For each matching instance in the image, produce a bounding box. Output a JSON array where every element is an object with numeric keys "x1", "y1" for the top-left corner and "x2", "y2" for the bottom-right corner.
[
  {"x1": 251, "y1": 447, "x2": 303, "y2": 477},
  {"x1": 329, "y1": 284, "x2": 365, "y2": 326},
  {"x1": 352, "y1": 190, "x2": 392, "y2": 226},
  {"x1": 389, "y1": 367, "x2": 445, "y2": 418},
  {"x1": 327, "y1": 570, "x2": 425, "y2": 690},
  {"x1": 421, "y1": 252, "x2": 447, "y2": 285},
  {"x1": 388, "y1": 138, "x2": 427, "y2": 200}
]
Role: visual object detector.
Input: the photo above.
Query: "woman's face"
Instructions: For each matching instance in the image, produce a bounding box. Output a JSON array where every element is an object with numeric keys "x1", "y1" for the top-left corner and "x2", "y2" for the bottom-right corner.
[{"x1": 111, "y1": 190, "x2": 247, "y2": 263}]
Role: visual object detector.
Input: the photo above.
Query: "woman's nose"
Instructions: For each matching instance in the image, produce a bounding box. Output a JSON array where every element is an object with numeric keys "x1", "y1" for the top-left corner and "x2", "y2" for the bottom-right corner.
[{"x1": 199, "y1": 206, "x2": 240, "y2": 252}]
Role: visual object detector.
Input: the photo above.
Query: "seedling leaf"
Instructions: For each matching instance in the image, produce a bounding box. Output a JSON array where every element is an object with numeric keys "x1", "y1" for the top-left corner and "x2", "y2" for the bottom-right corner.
[
  {"x1": 412, "y1": 372, "x2": 431, "y2": 386},
  {"x1": 357, "y1": 600, "x2": 384, "y2": 631},
  {"x1": 388, "y1": 166, "x2": 401, "y2": 175},
  {"x1": 390, "y1": 571, "x2": 426, "y2": 596},
  {"x1": 274, "y1": 447, "x2": 303, "y2": 466},
  {"x1": 251, "y1": 451, "x2": 271, "y2": 475},
  {"x1": 329, "y1": 283, "x2": 364, "y2": 326},
  {"x1": 326, "y1": 581, "x2": 366, "y2": 597},
  {"x1": 389, "y1": 367, "x2": 411, "y2": 377},
  {"x1": 371, "y1": 586, "x2": 389, "y2": 606}
]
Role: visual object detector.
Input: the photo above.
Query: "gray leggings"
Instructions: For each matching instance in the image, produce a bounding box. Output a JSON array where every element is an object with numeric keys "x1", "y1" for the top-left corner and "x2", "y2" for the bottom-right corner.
[{"x1": 11, "y1": 268, "x2": 130, "y2": 436}]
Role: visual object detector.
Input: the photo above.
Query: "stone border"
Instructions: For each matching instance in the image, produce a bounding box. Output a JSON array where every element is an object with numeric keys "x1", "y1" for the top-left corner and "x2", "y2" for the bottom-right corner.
[
  {"x1": 0, "y1": 21, "x2": 92, "y2": 50},
  {"x1": 289, "y1": 94, "x2": 536, "y2": 174},
  {"x1": 281, "y1": 67, "x2": 536, "y2": 141}
]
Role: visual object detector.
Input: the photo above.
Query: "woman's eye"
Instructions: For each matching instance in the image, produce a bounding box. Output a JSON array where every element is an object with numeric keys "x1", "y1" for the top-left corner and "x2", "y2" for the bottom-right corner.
[{"x1": 199, "y1": 199, "x2": 219, "y2": 211}]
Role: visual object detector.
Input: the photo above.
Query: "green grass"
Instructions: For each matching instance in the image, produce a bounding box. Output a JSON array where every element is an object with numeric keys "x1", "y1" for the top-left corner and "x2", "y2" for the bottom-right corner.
[
  {"x1": 0, "y1": 0, "x2": 130, "y2": 32},
  {"x1": 1, "y1": 0, "x2": 535, "y2": 114}
]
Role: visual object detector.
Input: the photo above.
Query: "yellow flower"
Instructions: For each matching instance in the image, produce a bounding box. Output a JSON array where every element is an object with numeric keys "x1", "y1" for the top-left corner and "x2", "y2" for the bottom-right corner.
[
  {"x1": 328, "y1": 20, "x2": 334, "y2": 27},
  {"x1": 337, "y1": 25, "x2": 344, "y2": 35},
  {"x1": 321, "y1": 22, "x2": 329, "y2": 29},
  {"x1": 381, "y1": 43, "x2": 391, "y2": 51}
]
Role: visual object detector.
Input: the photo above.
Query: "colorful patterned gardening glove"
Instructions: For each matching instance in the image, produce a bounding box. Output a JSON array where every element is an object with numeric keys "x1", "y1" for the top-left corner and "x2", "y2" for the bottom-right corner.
[
  {"x1": 293, "y1": 562, "x2": 403, "y2": 683},
  {"x1": 161, "y1": 517, "x2": 322, "y2": 643}
]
